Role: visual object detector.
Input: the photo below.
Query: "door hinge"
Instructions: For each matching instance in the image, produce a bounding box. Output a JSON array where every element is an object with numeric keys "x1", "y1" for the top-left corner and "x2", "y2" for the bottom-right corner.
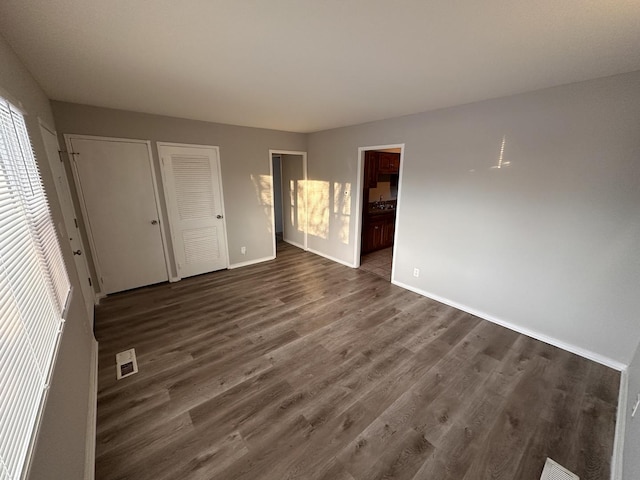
[
  {"x1": 57, "y1": 150, "x2": 65, "y2": 162},
  {"x1": 88, "y1": 277, "x2": 92, "y2": 287},
  {"x1": 100, "y1": 276, "x2": 104, "y2": 285},
  {"x1": 74, "y1": 218, "x2": 78, "y2": 228}
]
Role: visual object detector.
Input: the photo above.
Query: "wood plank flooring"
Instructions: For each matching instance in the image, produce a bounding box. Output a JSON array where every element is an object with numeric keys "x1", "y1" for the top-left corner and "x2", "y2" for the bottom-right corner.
[
  {"x1": 94, "y1": 241, "x2": 619, "y2": 480},
  {"x1": 359, "y1": 247, "x2": 392, "y2": 281}
]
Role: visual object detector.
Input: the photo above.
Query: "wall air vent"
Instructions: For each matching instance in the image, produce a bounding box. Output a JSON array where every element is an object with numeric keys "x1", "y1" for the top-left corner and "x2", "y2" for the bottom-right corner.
[
  {"x1": 116, "y1": 348, "x2": 139, "y2": 380},
  {"x1": 540, "y1": 458, "x2": 579, "y2": 480}
]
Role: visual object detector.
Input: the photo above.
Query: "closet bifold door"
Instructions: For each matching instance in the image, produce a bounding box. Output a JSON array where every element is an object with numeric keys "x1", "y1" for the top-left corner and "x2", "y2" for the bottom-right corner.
[{"x1": 158, "y1": 142, "x2": 228, "y2": 279}]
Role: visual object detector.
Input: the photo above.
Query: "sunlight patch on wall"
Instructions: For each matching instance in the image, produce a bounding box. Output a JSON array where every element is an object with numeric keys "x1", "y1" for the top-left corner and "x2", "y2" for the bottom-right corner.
[
  {"x1": 250, "y1": 174, "x2": 274, "y2": 233},
  {"x1": 250, "y1": 174, "x2": 273, "y2": 206},
  {"x1": 296, "y1": 179, "x2": 307, "y2": 234},
  {"x1": 491, "y1": 135, "x2": 511, "y2": 169},
  {"x1": 289, "y1": 179, "x2": 296, "y2": 227},
  {"x1": 307, "y1": 180, "x2": 329, "y2": 239},
  {"x1": 333, "y1": 182, "x2": 351, "y2": 216},
  {"x1": 333, "y1": 182, "x2": 351, "y2": 244},
  {"x1": 335, "y1": 214, "x2": 350, "y2": 245}
]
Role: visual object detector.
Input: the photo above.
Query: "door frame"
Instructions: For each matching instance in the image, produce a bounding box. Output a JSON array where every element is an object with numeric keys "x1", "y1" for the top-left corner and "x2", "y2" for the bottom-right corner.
[
  {"x1": 268, "y1": 149, "x2": 308, "y2": 257},
  {"x1": 64, "y1": 134, "x2": 172, "y2": 296},
  {"x1": 271, "y1": 154, "x2": 285, "y2": 240},
  {"x1": 39, "y1": 121, "x2": 96, "y2": 321},
  {"x1": 354, "y1": 143, "x2": 405, "y2": 275},
  {"x1": 157, "y1": 141, "x2": 229, "y2": 281}
]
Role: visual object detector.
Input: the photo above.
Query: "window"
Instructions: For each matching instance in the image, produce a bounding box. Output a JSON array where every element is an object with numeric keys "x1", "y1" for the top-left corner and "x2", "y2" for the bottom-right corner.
[{"x1": 0, "y1": 97, "x2": 70, "y2": 480}]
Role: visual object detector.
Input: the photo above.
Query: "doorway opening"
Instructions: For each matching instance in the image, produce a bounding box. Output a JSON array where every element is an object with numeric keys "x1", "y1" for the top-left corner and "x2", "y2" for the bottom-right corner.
[
  {"x1": 269, "y1": 150, "x2": 307, "y2": 256},
  {"x1": 356, "y1": 145, "x2": 403, "y2": 282}
]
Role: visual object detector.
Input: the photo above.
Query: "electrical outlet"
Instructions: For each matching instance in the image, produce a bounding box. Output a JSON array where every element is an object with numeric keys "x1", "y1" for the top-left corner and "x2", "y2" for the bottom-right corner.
[
  {"x1": 632, "y1": 393, "x2": 640, "y2": 417},
  {"x1": 413, "y1": 268, "x2": 420, "y2": 278},
  {"x1": 241, "y1": 246, "x2": 246, "y2": 255}
]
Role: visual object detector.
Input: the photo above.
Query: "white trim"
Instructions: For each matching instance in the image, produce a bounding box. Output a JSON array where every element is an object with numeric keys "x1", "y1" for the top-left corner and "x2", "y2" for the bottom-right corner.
[
  {"x1": 283, "y1": 239, "x2": 306, "y2": 251},
  {"x1": 228, "y1": 255, "x2": 275, "y2": 269},
  {"x1": 307, "y1": 247, "x2": 356, "y2": 268},
  {"x1": 391, "y1": 279, "x2": 627, "y2": 371},
  {"x1": 268, "y1": 150, "x2": 308, "y2": 258},
  {"x1": 157, "y1": 142, "x2": 230, "y2": 281},
  {"x1": 64, "y1": 134, "x2": 150, "y2": 145},
  {"x1": 40, "y1": 121, "x2": 96, "y2": 323},
  {"x1": 611, "y1": 368, "x2": 628, "y2": 480},
  {"x1": 37, "y1": 117, "x2": 56, "y2": 136},
  {"x1": 269, "y1": 154, "x2": 280, "y2": 258},
  {"x1": 269, "y1": 155, "x2": 276, "y2": 258},
  {"x1": 84, "y1": 338, "x2": 98, "y2": 480},
  {"x1": 145, "y1": 141, "x2": 173, "y2": 282},
  {"x1": 354, "y1": 144, "x2": 405, "y2": 268},
  {"x1": 354, "y1": 149, "x2": 364, "y2": 267},
  {"x1": 302, "y1": 153, "x2": 308, "y2": 250},
  {"x1": 390, "y1": 146, "x2": 406, "y2": 282},
  {"x1": 64, "y1": 134, "x2": 172, "y2": 295}
]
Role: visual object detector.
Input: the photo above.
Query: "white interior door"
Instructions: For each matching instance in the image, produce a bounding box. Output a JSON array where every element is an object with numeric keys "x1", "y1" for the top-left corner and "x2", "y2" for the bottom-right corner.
[
  {"x1": 40, "y1": 123, "x2": 95, "y2": 323},
  {"x1": 68, "y1": 136, "x2": 169, "y2": 294},
  {"x1": 158, "y1": 143, "x2": 228, "y2": 278}
]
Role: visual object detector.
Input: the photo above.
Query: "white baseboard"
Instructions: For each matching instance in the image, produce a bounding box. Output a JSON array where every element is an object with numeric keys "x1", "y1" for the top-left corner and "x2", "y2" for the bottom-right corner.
[
  {"x1": 306, "y1": 247, "x2": 356, "y2": 268},
  {"x1": 612, "y1": 368, "x2": 628, "y2": 480},
  {"x1": 169, "y1": 275, "x2": 180, "y2": 283},
  {"x1": 283, "y1": 238, "x2": 306, "y2": 250},
  {"x1": 84, "y1": 338, "x2": 98, "y2": 480},
  {"x1": 94, "y1": 292, "x2": 106, "y2": 305},
  {"x1": 228, "y1": 255, "x2": 275, "y2": 269},
  {"x1": 391, "y1": 279, "x2": 626, "y2": 371}
]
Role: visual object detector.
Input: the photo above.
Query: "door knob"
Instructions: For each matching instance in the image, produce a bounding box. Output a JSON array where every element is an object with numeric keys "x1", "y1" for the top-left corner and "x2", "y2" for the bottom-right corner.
[
  {"x1": 151, "y1": 220, "x2": 158, "y2": 225},
  {"x1": 216, "y1": 215, "x2": 223, "y2": 219},
  {"x1": 73, "y1": 250, "x2": 82, "y2": 255}
]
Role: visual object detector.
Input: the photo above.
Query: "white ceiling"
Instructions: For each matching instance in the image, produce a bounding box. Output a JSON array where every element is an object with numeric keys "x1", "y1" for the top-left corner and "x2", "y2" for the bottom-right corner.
[{"x1": 1, "y1": 0, "x2": 639, "y2": 133}]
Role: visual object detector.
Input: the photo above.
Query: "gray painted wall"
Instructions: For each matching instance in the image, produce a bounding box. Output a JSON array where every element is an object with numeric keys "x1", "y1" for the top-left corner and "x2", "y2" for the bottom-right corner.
[
  {"x1": 51, "y1": 102, "x2": 307, "y2": 278},
  {"x1": 624, "y1": 341, "x2": 640, "y2": 479},
  {"x1": 0, "y1": 34, "x2": 94, "y2": 480},
  {"x1": 9, "y1": 37, "x2": 639, "y2": 475},
  {"x1": 307, "y1": 70, "x2": 640, "y2": 367}
]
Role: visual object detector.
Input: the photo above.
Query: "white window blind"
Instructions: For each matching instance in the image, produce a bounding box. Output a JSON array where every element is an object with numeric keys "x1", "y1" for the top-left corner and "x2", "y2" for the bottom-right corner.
[{"x1": 0, "y1": 97, "x2": 70, "y2": 480}]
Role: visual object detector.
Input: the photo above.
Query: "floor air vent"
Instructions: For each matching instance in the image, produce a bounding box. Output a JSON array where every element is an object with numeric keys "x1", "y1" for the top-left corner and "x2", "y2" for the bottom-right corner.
[
  {"x1": 540, "y1": 458, "x2": 579, "y2": 480},
  {"x1": 116, "y1": 348, "x2": 139, "y2": 380}
]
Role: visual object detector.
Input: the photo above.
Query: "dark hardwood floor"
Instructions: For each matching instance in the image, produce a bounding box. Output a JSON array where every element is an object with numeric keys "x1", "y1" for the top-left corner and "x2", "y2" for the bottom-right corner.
[
  {"x1": 360, "y1": 247, "x2": 392, "y2": 281},
  {"x1": 94, "y1": 242, "x2": 619, "y2": 480}
]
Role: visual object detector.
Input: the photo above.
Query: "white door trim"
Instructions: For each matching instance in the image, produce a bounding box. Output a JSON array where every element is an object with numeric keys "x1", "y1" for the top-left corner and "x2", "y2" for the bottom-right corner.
[
  {"x1": 268, "y1": 149, "x2": 308, "y2": 257},
  {"x1": 84, "y1": 338, "x2": 98, "y2": 480},
  {"x1": 354, "y1": 143, "x2": 405, "y2": 274},
  {"x1": 39, "y1": 120, "x2": 97, "y2": 322},
  {"x1": 272, "y1": 154, "x2": 285, "y2": 240},
  {"x1": 157, "y1": 141, "x2": 229, "y2": 281},
  {"x1": 64, "y1": 134, "x2": 172, "y2": 295}
]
